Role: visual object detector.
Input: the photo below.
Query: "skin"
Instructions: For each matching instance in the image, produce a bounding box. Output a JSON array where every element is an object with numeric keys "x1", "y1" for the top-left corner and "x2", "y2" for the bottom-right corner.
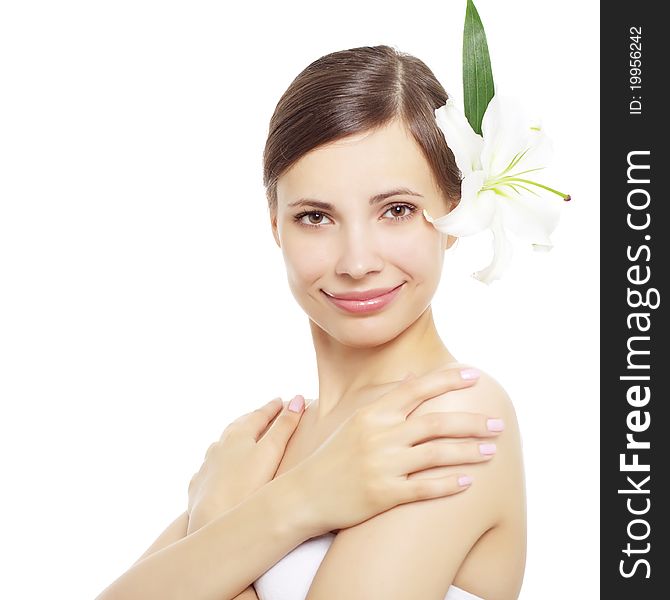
[
  {"x1": 271, "y1": 118, "x2": 460, "y2": 419},
  {"x1": 98, "y1": 116, "x2": 526, "y2": 600},
  {"x1": 111, "y1": 371, "x2": 504, "y2": 600},
  {"x1": 266, "y1": 116, "x2": 526, "y2": 599}
]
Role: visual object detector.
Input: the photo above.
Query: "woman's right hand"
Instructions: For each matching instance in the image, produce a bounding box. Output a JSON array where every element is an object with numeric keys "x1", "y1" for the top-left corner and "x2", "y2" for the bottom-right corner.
[{"x1": 292, "y1": 366, "x2": 504, "y2": 535}]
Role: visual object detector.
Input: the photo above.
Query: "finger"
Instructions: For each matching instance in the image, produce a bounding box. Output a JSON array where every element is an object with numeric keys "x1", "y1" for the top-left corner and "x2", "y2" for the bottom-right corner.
[
  {"x1": 384, "y1": 366, "x2": 482, "y2": 417},
  {"x1": 231, "y1": 397, "x2": 283, "y2": 440},
  {"x1": 395, "y1": 472, "x2": 474, "y2": 505},
  {"x1": 401, "y1": 439, "x2": 496, "y2": 474},
  {"x1": 258, "y1": 394, "x2": 306, "y2": 449},
  {"x1": 398, "y1": 411, "x2": 505, "y2": 445}
]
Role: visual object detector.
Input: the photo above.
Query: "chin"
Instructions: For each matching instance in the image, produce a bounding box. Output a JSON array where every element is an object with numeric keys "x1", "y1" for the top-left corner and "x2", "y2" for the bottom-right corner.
[
  {"x1": 328, "y1": 329, "x2": 400, "y2": 349},
  {"x1": 316, "y1": 313, "x2": 414, "y2": 348}
]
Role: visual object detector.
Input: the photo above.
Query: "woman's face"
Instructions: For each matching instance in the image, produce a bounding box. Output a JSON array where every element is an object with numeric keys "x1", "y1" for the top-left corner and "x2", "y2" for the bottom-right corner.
[{"x1": 271, "y1": 118, "x2": 456, "y2": 348}]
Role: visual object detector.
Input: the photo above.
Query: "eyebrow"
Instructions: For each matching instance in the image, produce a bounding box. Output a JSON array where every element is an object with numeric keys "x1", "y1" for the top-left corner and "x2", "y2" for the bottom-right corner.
[{"x1": 287, "y1": 187, "x2": 424, "y2": 210}]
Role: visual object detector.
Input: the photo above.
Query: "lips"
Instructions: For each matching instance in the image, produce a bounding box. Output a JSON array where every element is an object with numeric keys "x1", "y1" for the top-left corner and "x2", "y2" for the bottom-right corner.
[
  {"x1": 323, "y1": 283, "x2": 405, "y2": 301},
  {"x1": 321, "y1": 282, "x2": 406, "y2": 314}
]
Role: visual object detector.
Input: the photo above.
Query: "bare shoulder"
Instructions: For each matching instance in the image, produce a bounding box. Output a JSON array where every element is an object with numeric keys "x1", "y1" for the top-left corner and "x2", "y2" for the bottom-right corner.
[
  {"x1": 412, "y1": 361, "x2": 519, "y2": 431},
  {"x1": 408, "y1": 361, "x2": 526, "y2": 524}
]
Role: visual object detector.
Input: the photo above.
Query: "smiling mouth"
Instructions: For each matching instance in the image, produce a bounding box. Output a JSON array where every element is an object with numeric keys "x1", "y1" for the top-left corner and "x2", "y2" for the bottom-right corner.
[
  {"x1": 322, "y1": 283, "x2": 405, "y2": 301},
  {"x1": 320, "y1": 282, "x2": 406, "y2": 314}
]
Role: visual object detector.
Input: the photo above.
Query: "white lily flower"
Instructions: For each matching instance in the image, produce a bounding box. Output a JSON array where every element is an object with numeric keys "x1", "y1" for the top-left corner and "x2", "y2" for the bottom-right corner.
[{"x1": 423, "y1": 93, "x2": 571, "y2": 284}]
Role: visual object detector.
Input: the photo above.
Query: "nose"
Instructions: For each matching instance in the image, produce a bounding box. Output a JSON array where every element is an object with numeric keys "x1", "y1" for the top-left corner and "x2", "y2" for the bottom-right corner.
[{"x1": 334, "y1": 224, "x2": 384, "y2": 279}]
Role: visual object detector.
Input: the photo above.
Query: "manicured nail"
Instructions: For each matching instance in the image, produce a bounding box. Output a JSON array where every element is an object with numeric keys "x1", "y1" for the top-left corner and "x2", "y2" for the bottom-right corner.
[
  {"x1": 458, "y1": 475, "x2": 473, "y2": 486},
  {"x1": 479, "y1": 443, "x2": 497, "y2": 455},
  {"x1": 487, "y1": 418, "x2": 505, "y2": 432},
  {"x1": 460, "y1": 368, "x2": 481, "y2": 380},
  {"x1": 288, "y1": 394, "x2": 305, "y2": 413}
]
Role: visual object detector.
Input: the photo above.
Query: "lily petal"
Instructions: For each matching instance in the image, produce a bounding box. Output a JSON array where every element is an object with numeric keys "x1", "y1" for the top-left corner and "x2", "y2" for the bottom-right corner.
[
  {"x1": 480, "y1": 94, "x2": 536, "y2": 178},
  {"x1": 422, "y1": 171, "x2": 495, "y2": 237},
  {"x1": 514, "y1": 125, "x2": 555, "y2": 176},
  {"x1": 434, "y1": 98, "x2": 484, "y2": 176},
  {"x1": 473, "y1": 214, "x2": 515, "y2": 284},
  {"x1": 498, "y1": 191, "x2": 562, "y2": 247}
]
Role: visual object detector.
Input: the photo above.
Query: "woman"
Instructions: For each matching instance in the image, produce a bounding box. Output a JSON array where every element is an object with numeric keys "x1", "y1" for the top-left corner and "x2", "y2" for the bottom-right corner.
[
  {"x1": 255, "y1": 44, "x2": 525, "y2": 600},
  {"x1": 96, "y1": 45, "x2": 525, "y2": 600}
]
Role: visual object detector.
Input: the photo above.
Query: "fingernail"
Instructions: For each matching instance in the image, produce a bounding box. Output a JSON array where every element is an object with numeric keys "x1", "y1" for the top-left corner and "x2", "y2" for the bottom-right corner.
[
  {"x1": 487, "y1": 418, "x2": 505, "y2": 432},
  {"x1": 460, "y1": 368, "x2": 481, "y2": 380},
  {"x1": 458, "y1": 475, "x2": 473, "y2": 486},
  {"x1": 479, "y1": 443, "x2": 497, "y2": 455},
  {"x1": 288, "y1": 394, "x2": 305, "y2": 413}
]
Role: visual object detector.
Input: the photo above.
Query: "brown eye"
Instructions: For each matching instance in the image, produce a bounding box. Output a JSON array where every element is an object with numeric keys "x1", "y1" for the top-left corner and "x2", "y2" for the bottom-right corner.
[
  {"x1": 294, "y1": 211, "x2": 333, "y2": 228},
  {"x1": 383, "y1": 204, "x2": 416, "y2": 221}
]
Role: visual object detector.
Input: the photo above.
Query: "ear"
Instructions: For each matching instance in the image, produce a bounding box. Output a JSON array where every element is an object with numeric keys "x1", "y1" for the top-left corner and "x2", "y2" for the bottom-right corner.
[
  {"x1": 270, "y1": 212, "x2": 281, "y2": 248},
  {"x1": 444, "y1": 233, "x2": 458, "y2": 251}
]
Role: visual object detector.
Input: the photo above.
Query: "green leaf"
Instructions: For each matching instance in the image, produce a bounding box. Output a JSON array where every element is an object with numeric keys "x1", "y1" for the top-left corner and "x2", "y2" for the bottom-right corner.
[{"x1": 463, "y1": 0, "x2": 495, "y2": 135}]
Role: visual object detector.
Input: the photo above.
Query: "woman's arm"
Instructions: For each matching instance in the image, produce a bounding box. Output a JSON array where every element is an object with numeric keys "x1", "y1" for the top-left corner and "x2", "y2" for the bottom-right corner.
[
  {"x1": 99, "y1": 368, "x2": 499, "y2": 600},
  {"x1": 304, "y1": 371, "x2": 526, "y2": 600},
  {"x1": 130, "y1": 511, "x2": 189, "y2": 567},
  {"x1": 129, "y1": 511, "x2": 259, "y2": 599},
  {"x1": 96, "y1": 468, "x2": 319, "y2": 600}
]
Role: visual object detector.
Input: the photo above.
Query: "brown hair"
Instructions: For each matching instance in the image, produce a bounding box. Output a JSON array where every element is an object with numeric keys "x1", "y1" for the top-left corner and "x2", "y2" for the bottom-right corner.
[{"x1": 262, "y1": 44, "x2": 462, "y2": 219}]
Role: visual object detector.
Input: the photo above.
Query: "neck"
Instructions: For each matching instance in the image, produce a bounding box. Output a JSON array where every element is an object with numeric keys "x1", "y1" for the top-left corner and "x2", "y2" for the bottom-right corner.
[{"x1": 309, "y1": 306, "x2": 455, "y2": 420}]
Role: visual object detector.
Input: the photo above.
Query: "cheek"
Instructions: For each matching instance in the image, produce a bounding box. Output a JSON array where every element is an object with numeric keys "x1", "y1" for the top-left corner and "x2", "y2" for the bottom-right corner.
[
  {"x1": 389, "y1": 228, "x2": 444, "y2": 281},
  {"x1": 281, "y1": 235, "x2": 332, "y2": 286}
]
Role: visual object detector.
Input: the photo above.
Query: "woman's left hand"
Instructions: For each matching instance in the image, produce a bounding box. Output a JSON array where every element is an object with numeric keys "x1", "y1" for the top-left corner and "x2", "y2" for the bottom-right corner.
[{"x1": 187, "y1": 395, "x2": 306, "y2": 534}]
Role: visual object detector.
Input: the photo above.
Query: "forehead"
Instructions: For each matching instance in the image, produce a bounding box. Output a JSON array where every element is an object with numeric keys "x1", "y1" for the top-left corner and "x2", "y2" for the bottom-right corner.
[{"x1": 277, "y1": 119, "x2": 438, "y2": 205}]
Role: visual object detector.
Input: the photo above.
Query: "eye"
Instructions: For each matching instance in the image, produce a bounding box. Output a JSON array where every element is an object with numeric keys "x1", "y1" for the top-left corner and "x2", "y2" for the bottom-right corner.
[
  {"x1": 382, "y1": 203, "x2": 417, "y2": 222},
  {"x1": 294, "y1": 211, "x2": 333, "y2": 228}
]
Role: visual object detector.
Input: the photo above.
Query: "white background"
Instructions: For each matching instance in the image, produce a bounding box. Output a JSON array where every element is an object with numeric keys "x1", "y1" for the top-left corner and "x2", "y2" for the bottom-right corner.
[{"x1": 0, "y1": 1, "x2": 599, "y2": 598}]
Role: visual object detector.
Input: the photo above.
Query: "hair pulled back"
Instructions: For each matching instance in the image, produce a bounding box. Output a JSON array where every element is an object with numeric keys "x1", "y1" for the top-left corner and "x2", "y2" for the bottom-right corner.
[{"x1": 263, "y1": 44, "x2": 462, "y2": 217}]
